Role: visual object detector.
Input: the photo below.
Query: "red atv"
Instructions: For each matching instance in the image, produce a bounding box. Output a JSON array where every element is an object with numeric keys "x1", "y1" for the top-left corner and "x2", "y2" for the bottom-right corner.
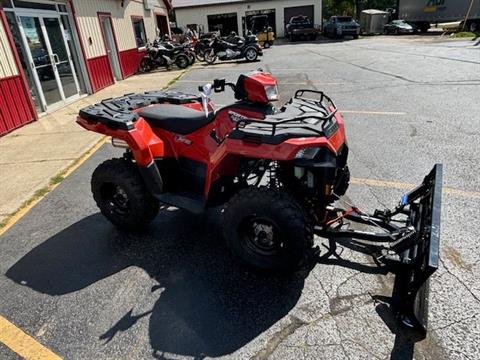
[{"x1": 78, "y1": 71, "x2": 442, "y2": 337}]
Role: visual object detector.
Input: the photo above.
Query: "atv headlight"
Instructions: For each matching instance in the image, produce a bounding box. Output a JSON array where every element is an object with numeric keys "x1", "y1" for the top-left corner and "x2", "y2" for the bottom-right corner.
[
  {"x1": 265, "y1": 85, "x2": 279, "y2": 101},
  {"x1": 295, "y1": 147, "x2": 321, "y2": 160}
]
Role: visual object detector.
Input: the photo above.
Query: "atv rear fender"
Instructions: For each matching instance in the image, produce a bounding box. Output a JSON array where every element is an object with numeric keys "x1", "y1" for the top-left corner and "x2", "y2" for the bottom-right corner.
[{"x1": 76, "y1": 117, "x2": 164, "y2": 166}]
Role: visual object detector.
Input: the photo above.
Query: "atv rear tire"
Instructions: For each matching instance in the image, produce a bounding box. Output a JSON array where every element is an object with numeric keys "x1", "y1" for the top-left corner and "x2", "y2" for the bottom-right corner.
[
  {"x1": 223, "y1": 187, "x2": 313, "y2": 272},
  {"x1": 91, "y1": 158, "x2": 159, "y2": 230}
]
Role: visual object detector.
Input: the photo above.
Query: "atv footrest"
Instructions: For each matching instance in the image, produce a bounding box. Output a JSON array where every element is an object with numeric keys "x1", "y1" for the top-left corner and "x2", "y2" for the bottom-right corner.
[{"x1": 156, "y1": 192, "x2": 206, "y2": 214}]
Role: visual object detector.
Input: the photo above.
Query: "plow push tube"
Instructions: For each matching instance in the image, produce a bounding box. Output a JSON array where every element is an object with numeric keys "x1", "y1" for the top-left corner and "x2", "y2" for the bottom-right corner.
[{"x1": 315, "y1": 164, "x2": 442, "y2": 338}]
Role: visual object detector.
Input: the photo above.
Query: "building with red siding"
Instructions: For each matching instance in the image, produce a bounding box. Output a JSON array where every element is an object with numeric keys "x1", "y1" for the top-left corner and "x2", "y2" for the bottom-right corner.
[{"x1": 0, "y1": 0, "x2": 171, "y2": 136}]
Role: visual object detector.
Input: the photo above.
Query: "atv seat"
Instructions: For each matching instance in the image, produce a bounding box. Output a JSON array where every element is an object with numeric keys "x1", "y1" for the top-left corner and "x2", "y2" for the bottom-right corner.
[{"x1": 139, "y1": 104, "x2": 214, "y2": 135}]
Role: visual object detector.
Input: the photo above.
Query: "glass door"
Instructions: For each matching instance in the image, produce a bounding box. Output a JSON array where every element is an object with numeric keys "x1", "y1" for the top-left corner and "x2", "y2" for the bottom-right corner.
[
  {"x1": 17, "y1": 12, "x2": 80, "y2": 111},
  {"x1": 18, "y1": 15, "x2": 62, "y2": 107},
  {"x1": 43, "y1": 17, "x2": 80, "y2": 99}
]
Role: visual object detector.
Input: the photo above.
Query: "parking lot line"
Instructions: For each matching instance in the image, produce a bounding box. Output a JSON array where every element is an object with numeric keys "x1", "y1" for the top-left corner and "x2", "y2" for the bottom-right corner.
[
  {"x1": 352, "y1": 177, "x2": 480, "y2": 199},
  {"x1": 342, "y1": 110, "x2": 406, "y2": 116},
  {"x1": 0, "y1": 315, "x2": 62, "y2": 360}
]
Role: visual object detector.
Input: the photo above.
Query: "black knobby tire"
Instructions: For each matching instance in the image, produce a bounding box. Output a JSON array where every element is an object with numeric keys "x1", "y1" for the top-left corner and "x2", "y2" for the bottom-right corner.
[
  {"x1": 91, "y1": 158, "x2": 159, "y2": 230},
  {"x1": 223, "y1": 187, "x2": 313, "y2": 272}
]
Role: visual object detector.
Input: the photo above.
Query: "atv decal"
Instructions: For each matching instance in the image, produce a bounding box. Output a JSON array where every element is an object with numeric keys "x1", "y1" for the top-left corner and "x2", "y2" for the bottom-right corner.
[
  {"x1": 228, "y1": 111, "x2": 250, "y2": 125},
  {"x1": 174, "y1": 135, "x2": 192, "y2": 145}
]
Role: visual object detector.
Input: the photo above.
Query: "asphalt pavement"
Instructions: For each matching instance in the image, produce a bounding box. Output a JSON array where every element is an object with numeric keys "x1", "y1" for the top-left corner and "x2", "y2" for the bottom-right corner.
[{"x1": 0, "y1": 35, "x2": 479, "y2": 359}]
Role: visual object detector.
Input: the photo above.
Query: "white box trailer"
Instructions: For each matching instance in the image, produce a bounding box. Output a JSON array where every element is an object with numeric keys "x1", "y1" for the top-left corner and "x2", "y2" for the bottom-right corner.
[
  {"x1": 360, "y1": 9, "x2": 390, "y2": 34},
  {"x1": 398, "y1": 0, "x2": 480, "y2": 32}
]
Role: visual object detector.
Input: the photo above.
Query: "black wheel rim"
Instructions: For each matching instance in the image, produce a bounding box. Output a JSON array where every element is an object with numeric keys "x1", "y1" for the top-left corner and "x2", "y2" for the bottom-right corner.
[
  {"x1": 239, "y1": 216, "x2": 283, "y2": 257},
  {"x1": 177, "y1": 56, "x2": 188, "y2": 68},
  {"x1": 101, "y1": 183, "x2": 130, "y2": 217}
]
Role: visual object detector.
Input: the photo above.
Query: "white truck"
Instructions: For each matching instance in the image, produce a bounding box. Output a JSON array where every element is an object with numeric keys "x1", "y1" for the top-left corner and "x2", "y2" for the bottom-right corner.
[{"x1": 398, "y1": 0, "x2": 480, "y2": 32}]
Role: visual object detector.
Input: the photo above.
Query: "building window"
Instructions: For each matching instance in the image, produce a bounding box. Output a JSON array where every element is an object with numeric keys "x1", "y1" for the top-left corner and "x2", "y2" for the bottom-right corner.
[
  {"x1": 132, "y1": 17, "x2": 146, "y2": 48},
  {"x1": 207, "y1": 13, "x2": 238, "y2": 36}
]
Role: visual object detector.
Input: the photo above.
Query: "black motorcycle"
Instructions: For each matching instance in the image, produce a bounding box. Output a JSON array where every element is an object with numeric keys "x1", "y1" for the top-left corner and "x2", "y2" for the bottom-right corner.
[
  {"x1": 194, "y1": 36, "x2": 214, "y2": 62},
  {"x1": 162, "y1": 40, "x2": 196, "y2": 66},
  {"x1": 203, "y1": 34, "x2": 262, "y2": 65},
  {"x1": 139, "y1": 40, "x2": 190, "y2": 72}
]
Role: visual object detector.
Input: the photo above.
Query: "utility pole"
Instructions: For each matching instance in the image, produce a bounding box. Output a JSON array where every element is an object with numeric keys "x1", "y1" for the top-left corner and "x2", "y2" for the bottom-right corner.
[{"x1": 462, "y1": 0, "x2": 475, "y2": 31}]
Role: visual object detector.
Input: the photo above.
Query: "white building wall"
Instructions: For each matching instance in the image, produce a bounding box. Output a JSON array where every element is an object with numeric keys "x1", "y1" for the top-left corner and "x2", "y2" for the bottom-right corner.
[
  {"x1": 73, "y1": 0, "x2": 168, "y2": 59},
  {"x1": 175, "y1": 0, "x2": 322, "y2": 38},
  {"x1": 0, "y1": 16, "x2": 19, "y2": 79}
]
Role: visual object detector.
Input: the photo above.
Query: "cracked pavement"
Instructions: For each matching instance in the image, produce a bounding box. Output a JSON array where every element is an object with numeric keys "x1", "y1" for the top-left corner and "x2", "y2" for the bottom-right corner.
[{"x1": 0, "y1": 35, "x2": 479, "y2": 359}]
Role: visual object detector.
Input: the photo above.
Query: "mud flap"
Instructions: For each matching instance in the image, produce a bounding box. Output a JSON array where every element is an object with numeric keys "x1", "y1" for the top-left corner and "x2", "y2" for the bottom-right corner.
[{"x1": 390, "y1": 164, "x2": 442, "y2": 338}]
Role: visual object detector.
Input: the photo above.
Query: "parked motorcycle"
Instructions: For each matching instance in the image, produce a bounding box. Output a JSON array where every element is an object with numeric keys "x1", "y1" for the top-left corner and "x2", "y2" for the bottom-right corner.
[
  {"x1": 194, "y1": 36, "x2": 214, "y2": 62},
  {"x1": 162, "y1": 39, "x2": 196, "y2": 66},
  {"x1": 203, "y1": 34, "x2": 262, "y2": 65},
  {"x1": 139, "y1": 40, "x2": 190, "y2": 72}
]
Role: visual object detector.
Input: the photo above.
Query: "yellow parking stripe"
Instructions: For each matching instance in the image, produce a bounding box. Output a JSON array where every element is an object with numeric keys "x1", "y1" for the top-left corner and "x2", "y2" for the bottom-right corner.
[
  {"x1": 351, "y1": 177, "x2": 480, "y2": 199},
  {"x1": 0, "y1": 315, "x2": 62, "y2": 359}
]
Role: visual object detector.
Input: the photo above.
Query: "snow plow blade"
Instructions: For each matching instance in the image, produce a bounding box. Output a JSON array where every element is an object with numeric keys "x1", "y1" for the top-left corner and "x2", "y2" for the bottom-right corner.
[
  {"x1": 316, "y1": 164, "x2": 443, "y2": 338},
  {"x1": 390, "y1": 164, "x2": 442, "y2": 338}
]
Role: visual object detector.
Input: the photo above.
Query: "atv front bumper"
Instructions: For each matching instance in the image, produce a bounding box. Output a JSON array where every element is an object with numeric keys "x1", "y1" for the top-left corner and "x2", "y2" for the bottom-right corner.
[{"x1": 316, "y1": 164, "x2": 443, "y2": 338}]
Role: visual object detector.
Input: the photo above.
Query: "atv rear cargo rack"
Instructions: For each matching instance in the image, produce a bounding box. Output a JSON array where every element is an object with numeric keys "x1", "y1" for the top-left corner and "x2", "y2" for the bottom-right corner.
[
  {"x1": 315, "y1": 164, "x2": 442, "y2": 338},
  {"x1": 78, "y1": 91, "x2": 201, "y2": 130}
]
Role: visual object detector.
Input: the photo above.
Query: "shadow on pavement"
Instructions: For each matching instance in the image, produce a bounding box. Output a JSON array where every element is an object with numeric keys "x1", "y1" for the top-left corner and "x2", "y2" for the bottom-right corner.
[
  {"x1": 315, "y1": 238, "x2": 423, "y2": 360},
  {"x1": 6, "y1": 209, "x2": 307, "y2": 358}
]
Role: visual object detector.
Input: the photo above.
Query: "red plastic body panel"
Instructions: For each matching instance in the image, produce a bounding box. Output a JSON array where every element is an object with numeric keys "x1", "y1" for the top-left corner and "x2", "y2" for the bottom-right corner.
[
  {"x1": 77, "y1": 72, "x2": 347, "y2": 197},
  {"x1": 77, "y1": 117, "x2": 164, "y2": 166},
  {"x1": 241, "y1": 71, "x2": 278, "y2": 103}
]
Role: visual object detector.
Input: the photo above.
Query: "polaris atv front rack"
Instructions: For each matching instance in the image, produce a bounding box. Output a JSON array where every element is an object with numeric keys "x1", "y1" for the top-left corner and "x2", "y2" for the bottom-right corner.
[
  {"x1": 294, "y1": 89, "x2": 337, "y2": 110},
  {"x1": 233, "y1": 89, "x2": 339, "y2": 140},
  {"x1": 315, "y1": 164, "x2": 442, "y2": 338}
]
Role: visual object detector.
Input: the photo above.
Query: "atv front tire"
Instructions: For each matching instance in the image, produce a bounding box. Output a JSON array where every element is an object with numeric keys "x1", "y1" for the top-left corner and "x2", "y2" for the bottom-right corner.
[
  {"x1": 223, "y1": 188, "x2": 313, "y2": 272},
  {"x1": 91, "y1": 158, "x2": 159, "y2": 230}
]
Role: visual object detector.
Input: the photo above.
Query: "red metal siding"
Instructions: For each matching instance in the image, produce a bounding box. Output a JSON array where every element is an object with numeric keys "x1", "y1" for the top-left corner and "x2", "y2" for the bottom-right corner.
[
  {"x1": 86, "y1": 55, "x2": 114, "y2": 92},
  {"x1": 0, "y1": 76, "x2": 36, "y2": 136},
  {"x1": 119, "y1": 48, "x2": 145, "y2": 78}
]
